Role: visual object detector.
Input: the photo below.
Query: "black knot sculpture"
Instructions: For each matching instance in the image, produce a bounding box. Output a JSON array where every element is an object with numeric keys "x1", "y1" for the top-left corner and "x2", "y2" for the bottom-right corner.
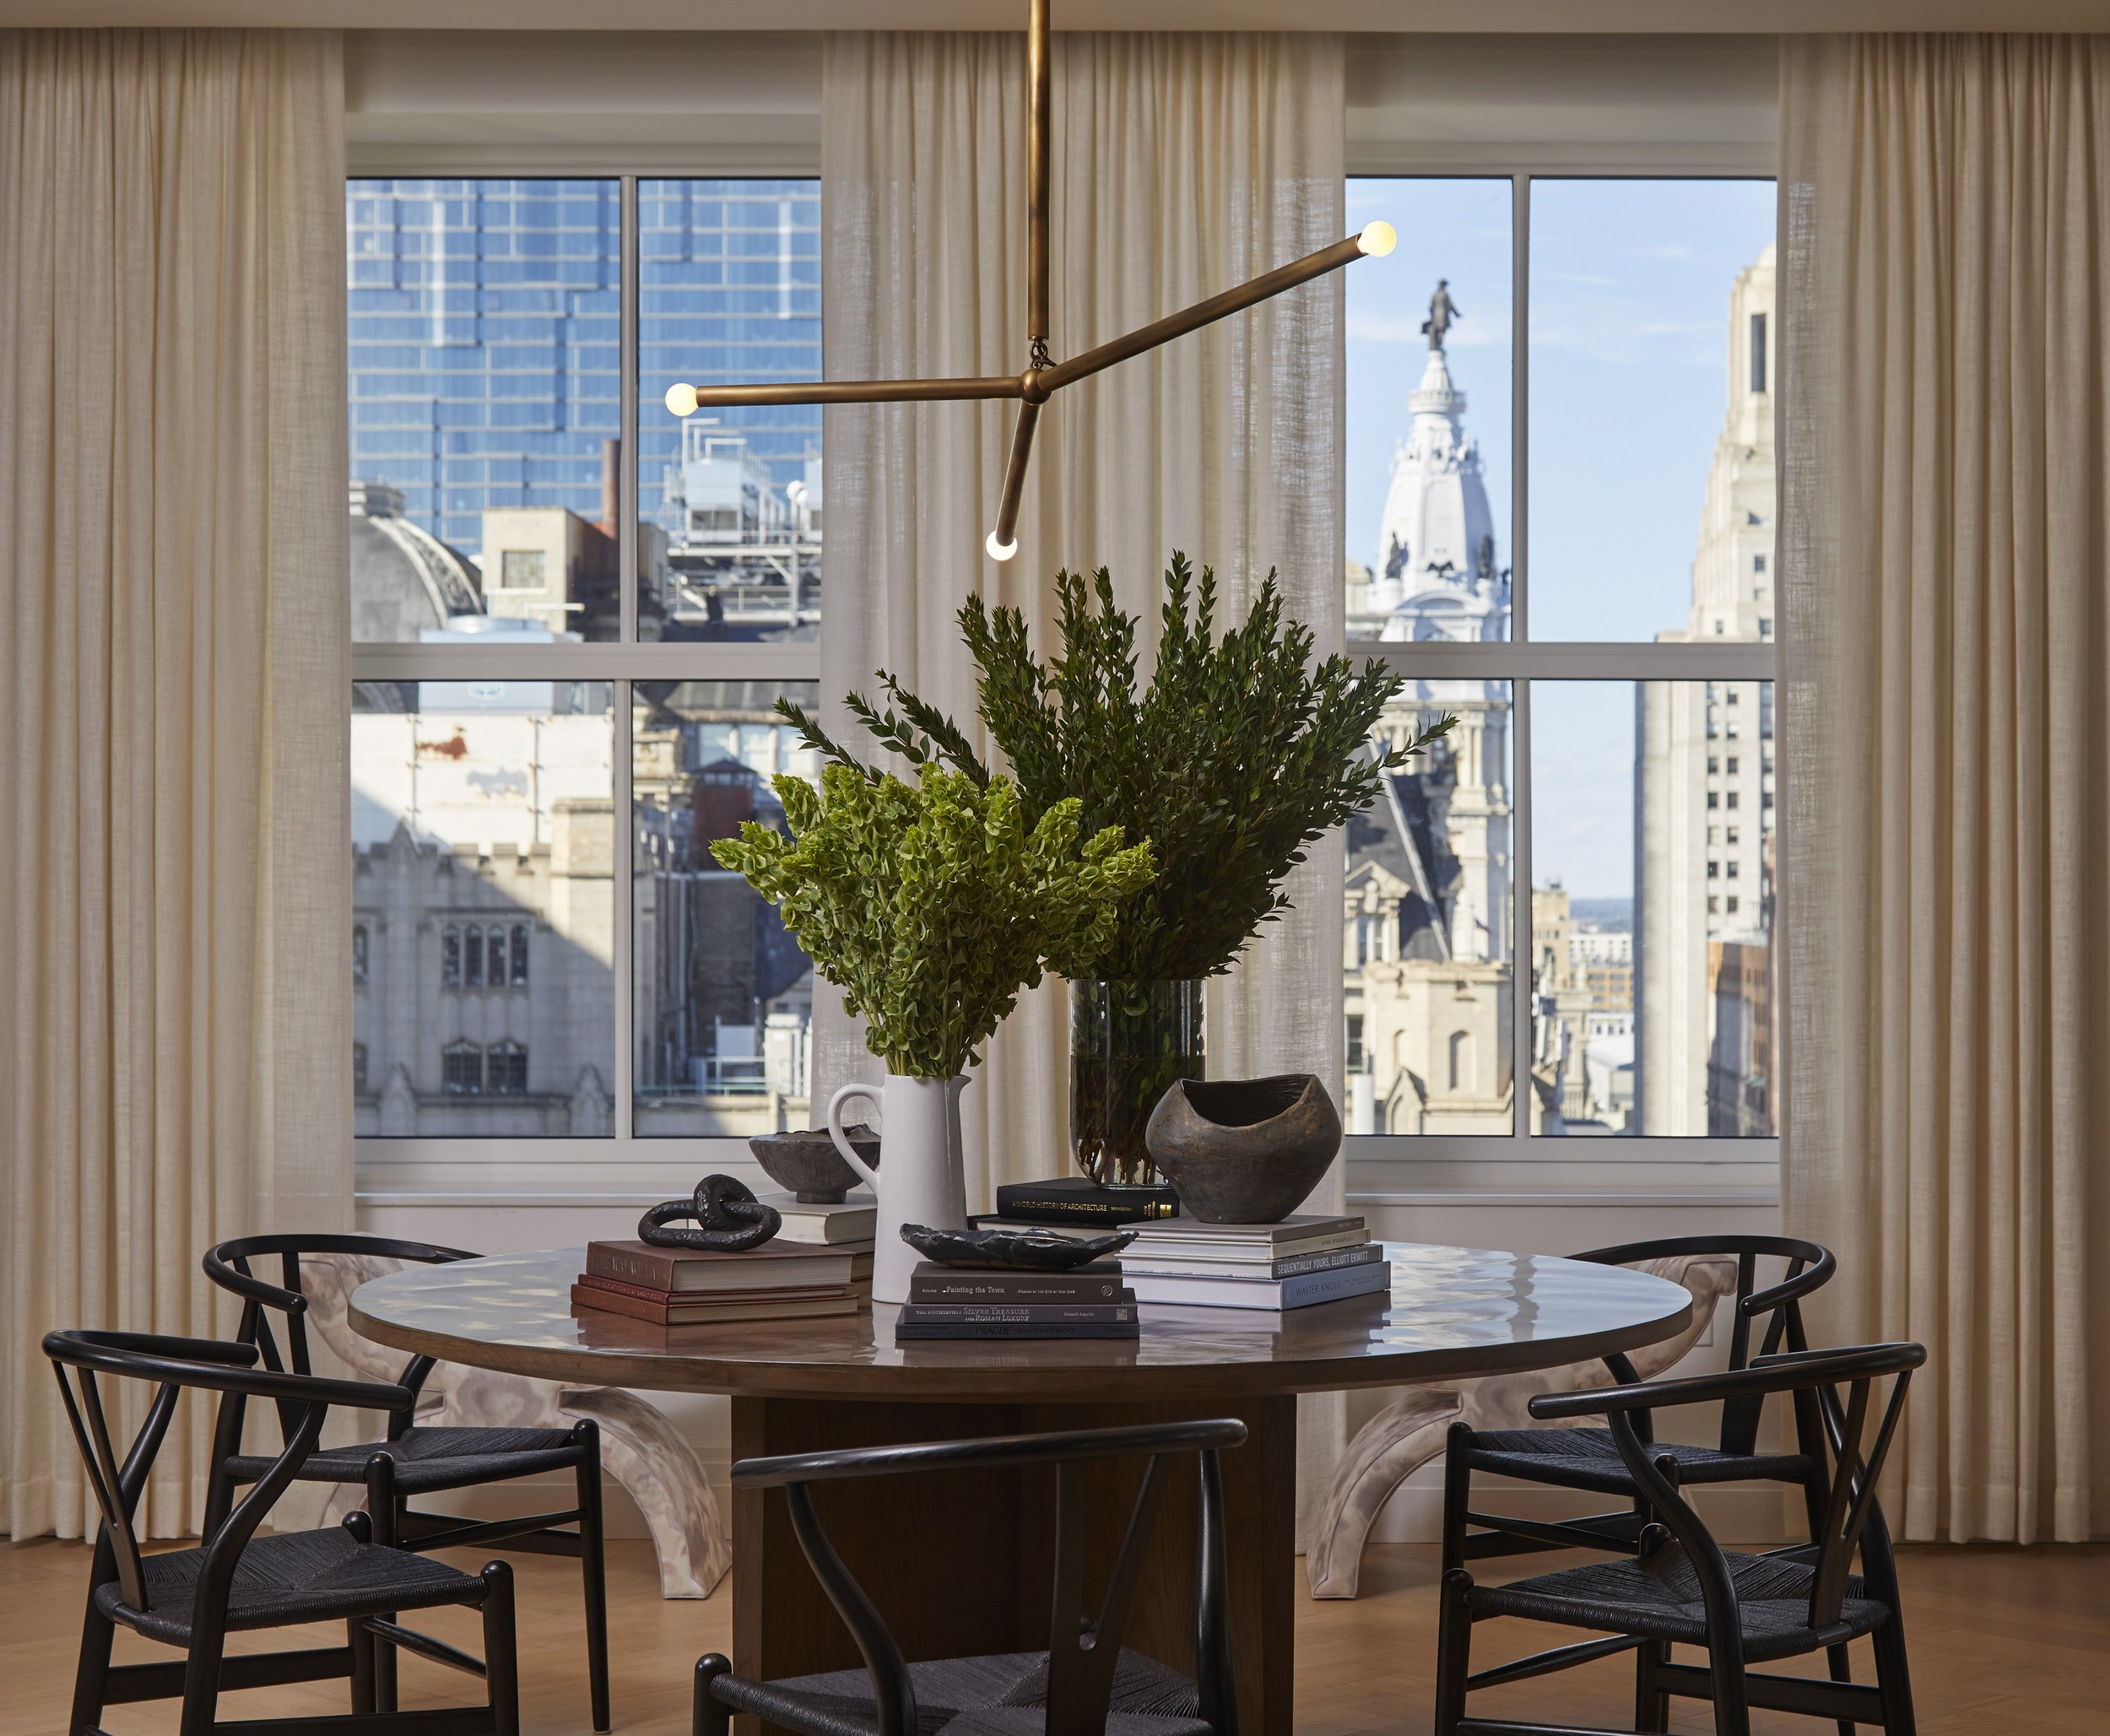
[{"x1": 638, "y1": 1174, "x2": 782, "y2": 1252}]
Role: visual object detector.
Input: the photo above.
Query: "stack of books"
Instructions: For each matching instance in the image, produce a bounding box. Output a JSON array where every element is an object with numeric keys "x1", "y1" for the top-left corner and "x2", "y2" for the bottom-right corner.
[
  {"x1": 574, "y1": 1236, "x2": 867, "y2": 1327},
  {"x1": 1117, "y1": 1214, "x2": 1388, "y2": 1311},
  {"x1": 896, "y1": 1260, "x2": 1139, "y2": 1340}
]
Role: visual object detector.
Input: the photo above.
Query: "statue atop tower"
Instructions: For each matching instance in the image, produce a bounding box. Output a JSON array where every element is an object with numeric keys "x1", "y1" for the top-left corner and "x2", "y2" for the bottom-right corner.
[{"x1": 1421, "y1": 279, "x2": 1461, "y2": 351}]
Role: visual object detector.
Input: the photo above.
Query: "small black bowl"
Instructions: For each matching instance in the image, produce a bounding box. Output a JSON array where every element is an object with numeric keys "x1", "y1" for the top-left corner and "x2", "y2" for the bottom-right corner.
[
  {"x1": 749, "y1": 1125, "x2": 879, "y2": 1203},
  {"x1": 901, "y1": 1224, "x2": 1135, "y2": 1272}
]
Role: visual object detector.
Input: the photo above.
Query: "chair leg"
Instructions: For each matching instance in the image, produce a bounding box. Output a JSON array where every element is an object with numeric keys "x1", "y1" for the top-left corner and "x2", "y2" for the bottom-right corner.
[
  {"x1": 1439, "y1": 1423, "x2": 1473, "y2": 1576},
  {"x1": 68, "y1": 1594, "x2": 116, "y2": 1736},
  {"x1": 178, "y1": 1615, "x2": 230, "y2": 1736},
  {"x1": 349, "y1": 1618, "x2": 377, "y2": 1716},
  {"x1": 1871, "y1": 1610, "x2": 1917, "y2": 1736},
  {"x1": 694, "y1": 1654, "x2": 734, "y2": 1736},
  {"x1": 366, "y1": 1454, "x2": 402, "y2": 1716},
  {"x1": 1432, "y1": 1569, "x2": 1473, "y2": 1736},
  {"x1": 574, "y1": 1421, "x2": 612, "y2": 1733},
  {"x1": 1633, "y1": 1638, "x2": 1669, "y2": 1733},
  {"x1": 1824, "y1": 1642, "x2": 1857, "y2": 1736},
  {"x1": 482, "y1": 1563, "x2": 521, "y2": 1736}
]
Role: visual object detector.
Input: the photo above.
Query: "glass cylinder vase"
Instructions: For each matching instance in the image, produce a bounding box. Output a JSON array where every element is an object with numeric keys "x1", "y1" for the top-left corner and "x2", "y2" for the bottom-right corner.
[{"x1": 1069, "y1": 979, "x2": 1204, "y2": 1188}]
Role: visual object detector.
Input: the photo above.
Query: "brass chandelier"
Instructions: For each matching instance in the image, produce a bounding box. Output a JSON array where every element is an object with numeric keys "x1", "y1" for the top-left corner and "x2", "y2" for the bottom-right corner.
[{"x1": 663, "y1": 0, "x2": 1394, "y2": 562}]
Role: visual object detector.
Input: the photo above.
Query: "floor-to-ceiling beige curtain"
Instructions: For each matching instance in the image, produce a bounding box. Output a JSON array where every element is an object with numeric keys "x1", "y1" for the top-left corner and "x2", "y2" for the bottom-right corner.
[
  {"x1": 1779, "y1": 32, "x2": 2110, "y2": 1544},
  {"x1": 820, "y1": 29, "x2": 1348, "y2": 1542},
  {"x1": 0, "y1": 29, "x2": 352, "y2": 1540}
]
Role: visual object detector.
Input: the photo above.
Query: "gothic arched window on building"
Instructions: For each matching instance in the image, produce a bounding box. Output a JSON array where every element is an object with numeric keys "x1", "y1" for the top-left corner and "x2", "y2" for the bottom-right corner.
[
  {"x1": 510, "y1": 924, "x2": 529, "y2": 987},
  {"x1": 441, "y1": 924, "x2": 461, "y2": 988},
  {"x1": 353, "y1": 923, "x2": 369, "y2": 986},
  {"x1": 1447, "y1": 1030, "x2": 1474, "y2": 1094},
  {"x1": 488, "y1": 1039, "x2": 528, "y2": 1095},
  {"x1": 464, "y1": 923, "x2": 484, "y2": 988},
  {"x1": 484, "y1": 927, "x2": 508, "y2": 988},
  {"x1": 442, "y1": 1039, "x2": 484, "y2": 1095}
]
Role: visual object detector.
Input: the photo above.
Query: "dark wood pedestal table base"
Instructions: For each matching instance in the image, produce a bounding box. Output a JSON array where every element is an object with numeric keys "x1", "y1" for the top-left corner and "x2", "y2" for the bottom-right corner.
[{"x1": 352, "y1": 1242, "x2": 1691, "y2": 1734}]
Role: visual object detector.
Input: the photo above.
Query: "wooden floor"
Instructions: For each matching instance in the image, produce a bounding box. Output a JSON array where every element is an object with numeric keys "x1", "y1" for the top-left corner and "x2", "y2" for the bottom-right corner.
[{"x1": 3, "y1": 1537, "x2": 2105, "y2": 1735}]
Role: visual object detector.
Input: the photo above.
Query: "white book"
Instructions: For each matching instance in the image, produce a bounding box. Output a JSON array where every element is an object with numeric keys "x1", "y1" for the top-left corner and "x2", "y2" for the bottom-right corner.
[
  {"x1": 1129, "y1": 1257, "x2": 1391, "y2": 1311},
  {"x1": 1121, "y1": 1242, "x2": 1383, "y2": 1281},
  {"x1": 758, "y1": 1192, "x2": 879, "y2": 1244},
  {"x1": 1120, "y1": 1225, "x2": 1371, "y2": 1263}
]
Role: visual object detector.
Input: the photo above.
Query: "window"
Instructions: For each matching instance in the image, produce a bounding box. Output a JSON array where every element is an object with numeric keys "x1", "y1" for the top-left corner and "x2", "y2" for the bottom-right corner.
[
  {"x1": 354, "y1": 1042, "x2": 369, "y2": 1095},
  {"x1": 1347, "y1": 175, "x2": 1777, "y2": 1141},
  {"x1": 441, "y1": 1039, "x2": 484, "y2": 1095},
  {"x1": 488, "y1": 1039, "x2": 529, "y2": 1094},
  {"x1": 498, "y1": 550, "x2": 547, "y2": 591},
  {"x1": 352, "y1": 923, "x2": 369, "y2": 986},
  {"x1": 350, "y1": 177, "x2": 821, "y2": 1146},
  {"x1": 1345, "y1": 1014, "x2": 1366, "y2": 1074}
]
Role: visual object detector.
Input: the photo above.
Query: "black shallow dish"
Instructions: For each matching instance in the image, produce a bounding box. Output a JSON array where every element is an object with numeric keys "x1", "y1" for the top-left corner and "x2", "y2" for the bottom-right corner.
[{"x1": 901, "y1": 1223, "x2": 1136, "y2": 1271}]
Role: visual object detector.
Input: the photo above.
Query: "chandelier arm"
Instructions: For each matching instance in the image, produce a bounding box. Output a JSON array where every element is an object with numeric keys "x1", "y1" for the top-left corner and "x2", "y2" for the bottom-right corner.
[
  {"x1": 1040, "y1": 232, "x2": 1372, "y2": 393},
  {"x1": 1028, "y1": 0, "x2": 1052, "y2": 347},
  {"x1": 684, "y1": 376, "x2": 1026, "y2": 408},
  {"x1": 988, "y1": 398, "x2": 1043, "y2": 556}
]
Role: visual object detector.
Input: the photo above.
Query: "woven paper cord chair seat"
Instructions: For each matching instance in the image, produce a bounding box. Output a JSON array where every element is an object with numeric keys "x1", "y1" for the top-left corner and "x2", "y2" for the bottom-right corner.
[
  {"x1": 225, "y1": 1425, "x2": 585, "y2": 1495},
  {"x1": 711, "y1": 1647, "x2": 1211, "y2": 1736},
  {"x1": 1467, "y1": 1426, "x2": 1813, "y2": 1496},
  {"x1": 1467, "y1": 1546, "x2": 1887, "y2": 1663},
  {"x1": 95, "y1": 1527, "x2": 484, "y2": 1645}
]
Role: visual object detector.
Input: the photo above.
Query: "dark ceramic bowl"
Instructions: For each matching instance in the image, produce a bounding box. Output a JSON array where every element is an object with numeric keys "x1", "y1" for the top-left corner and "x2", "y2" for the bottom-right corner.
[
  {"x1": 900, "y1": 1224, "x2": 1136, "y2": 1271},
  {"x1": 1144, "y1": 1074, "x2": 1342, "y2": 1224},
  {"x1": 749, "y1": 1124, "x2": 879, "y2": 1204}
]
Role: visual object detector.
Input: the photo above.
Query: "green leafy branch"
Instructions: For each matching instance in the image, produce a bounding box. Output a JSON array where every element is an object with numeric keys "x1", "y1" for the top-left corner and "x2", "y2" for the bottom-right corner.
[
  {"x1": 711, "y1": 764, "x2": 1155, "y2": 1079},
  {"x1": 780, "y1": 554, "x2": 1456, "y2": 982}
]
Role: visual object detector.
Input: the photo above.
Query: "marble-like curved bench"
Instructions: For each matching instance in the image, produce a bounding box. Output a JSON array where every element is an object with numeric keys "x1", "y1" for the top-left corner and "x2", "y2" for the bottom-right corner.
[
  {"x1": 300, "y1": 1252, "x2": 730, "y2": 1599},
  {"x1": 1306, "y1": 1252, "x2": 1736, "y2": 1600}
]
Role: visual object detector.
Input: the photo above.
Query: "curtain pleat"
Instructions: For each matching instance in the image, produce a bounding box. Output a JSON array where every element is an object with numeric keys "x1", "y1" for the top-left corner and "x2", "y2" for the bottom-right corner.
[
  {"x1": 1779, "y1": 31, "x2": 2110, "y2": 1543},
  {"x1": 0, "y1": 28, "x2": 352, "y2": 1540},
  {"x1": 819, "y1": 29, "x2": 1348, "y2": 1549}
]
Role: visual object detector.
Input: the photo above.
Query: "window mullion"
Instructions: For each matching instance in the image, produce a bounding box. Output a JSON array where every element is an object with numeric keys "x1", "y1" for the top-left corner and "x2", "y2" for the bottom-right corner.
[{"x1": 613, "y1": 174, "x2": 640, "y2": 1145}]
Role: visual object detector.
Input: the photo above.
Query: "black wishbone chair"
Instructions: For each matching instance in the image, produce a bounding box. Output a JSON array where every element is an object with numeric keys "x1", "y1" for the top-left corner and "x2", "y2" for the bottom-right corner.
[
  {"x1": 46, "y1": 1329, "x2": 518, "y2": 1736},
  {"x1": 1434, "y1": 1341, "x2": 1925, "y2": 1736},
  {"x1": 203, "y1": 1234, "x2": 609, "y2": 1731},
  {"x1": 694, "y1": 1418, "x2": 1247, "y2": 1736},
  {"x1": 1444, "y1": 1236, "x2": 1839, "y2": 1576}
]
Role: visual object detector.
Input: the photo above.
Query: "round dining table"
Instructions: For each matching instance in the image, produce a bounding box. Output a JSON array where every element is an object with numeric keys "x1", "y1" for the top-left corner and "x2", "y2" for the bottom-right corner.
[{"x1": 352, "y1": 1241, "x2": 1691, "y2": 1733}]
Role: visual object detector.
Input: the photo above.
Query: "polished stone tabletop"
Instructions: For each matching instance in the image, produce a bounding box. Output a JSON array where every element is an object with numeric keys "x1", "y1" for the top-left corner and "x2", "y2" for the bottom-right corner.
[{"x1": 349, "y1": 1242, "x2": 1692, "y2": 1403}]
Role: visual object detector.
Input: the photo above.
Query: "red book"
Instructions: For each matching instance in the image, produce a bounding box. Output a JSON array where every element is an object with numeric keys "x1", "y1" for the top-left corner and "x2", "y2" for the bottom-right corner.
[
  {"x1": 585, "y1": 1237, "x2": 857, "y2": 1294},
  {"x1": 570, "y1": 1282, "x2": 858, "y2": 1327}
]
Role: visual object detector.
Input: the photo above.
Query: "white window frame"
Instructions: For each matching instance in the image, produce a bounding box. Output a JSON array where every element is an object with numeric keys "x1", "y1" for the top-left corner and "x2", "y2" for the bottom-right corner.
[
  {"x1": 350, "y1": 47, "x2": 1784, "y2": 1211},
  {"x1": 351, "y1": 162, "x2": 826, "y2": 1211},
  {"x1": 1344, "y1": 136, "x2": 1780, "y2": 1201}
]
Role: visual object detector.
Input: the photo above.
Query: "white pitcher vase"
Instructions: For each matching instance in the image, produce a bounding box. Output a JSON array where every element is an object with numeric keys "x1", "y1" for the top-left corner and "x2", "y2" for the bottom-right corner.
[{"x1": 827, "y1": 1073, "x2": 969, "y2": 1305}]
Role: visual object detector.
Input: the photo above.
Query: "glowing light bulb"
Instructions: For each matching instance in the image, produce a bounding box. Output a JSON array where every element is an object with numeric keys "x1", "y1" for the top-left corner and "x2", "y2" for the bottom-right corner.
[
  {"x1": 664, "y1": 382, "x2": 699, "y2": 418},
  {"x1": 986, "y1": 532, "x2": 1019, "y2": 562},
  {"x1": 1357, "y1": 220, "x2": 1397, "y2": 258}
]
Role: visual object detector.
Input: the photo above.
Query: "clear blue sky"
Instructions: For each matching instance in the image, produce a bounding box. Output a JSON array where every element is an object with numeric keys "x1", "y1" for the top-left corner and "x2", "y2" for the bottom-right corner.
[{"x1": 1346, "y1": 176, "x2": 1777, "y2": 901}]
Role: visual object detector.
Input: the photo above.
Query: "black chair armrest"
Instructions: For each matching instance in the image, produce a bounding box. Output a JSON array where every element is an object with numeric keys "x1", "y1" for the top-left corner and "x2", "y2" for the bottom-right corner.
[
  {"x1": 203, "y1": 1245, "x2": 309, "y2": 1316},
  {"x1": 734, "y1": 1418, "x2": 1248, "y2": 1489},
  {"x1": 46, "y1": 1329, "x2": 415, "y2": 1414},
  {"x1": 1740, "y1": 1247, "x2": 1837, "y2": 1317},
  {"x1": 1528, "y1": 1343, "x2": 1926, "y2": 1422}
]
